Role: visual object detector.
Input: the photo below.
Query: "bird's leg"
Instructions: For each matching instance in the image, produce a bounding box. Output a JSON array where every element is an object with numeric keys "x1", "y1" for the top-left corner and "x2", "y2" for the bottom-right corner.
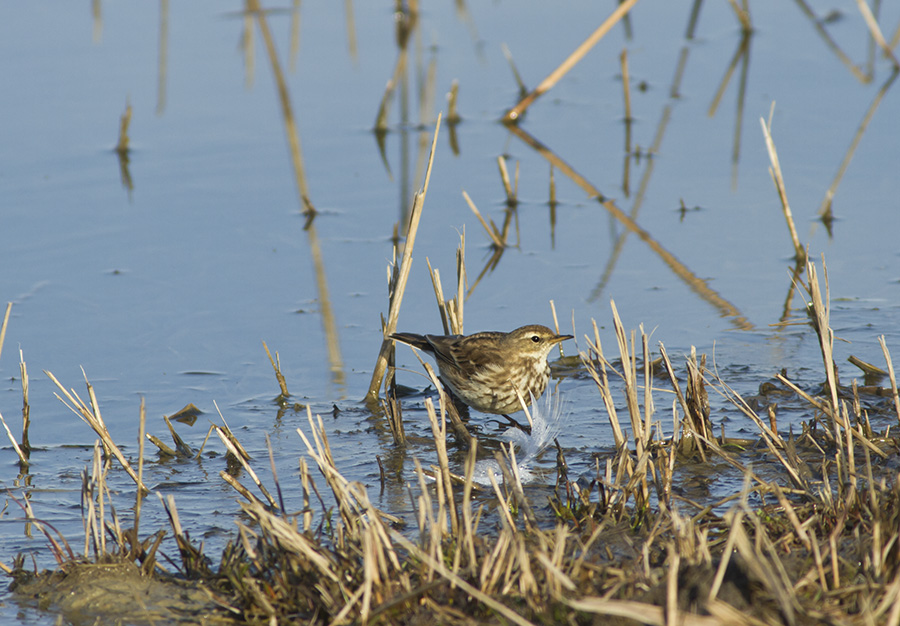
[{"x1": 495, "y1": 414, "x2": 531, "y2": 435}]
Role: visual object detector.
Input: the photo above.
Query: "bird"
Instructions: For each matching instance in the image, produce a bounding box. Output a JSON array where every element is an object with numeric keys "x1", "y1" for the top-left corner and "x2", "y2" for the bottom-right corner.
[{"x1": 390, "y1": 324, "x2": 573, "y2": 416}]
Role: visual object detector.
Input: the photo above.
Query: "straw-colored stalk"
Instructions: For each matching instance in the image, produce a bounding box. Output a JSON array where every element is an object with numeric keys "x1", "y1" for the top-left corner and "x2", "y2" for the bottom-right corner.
[
  {"x1": 262, "y1": 341, "x2": 290, "y2": 399},
  {"x1": 620, "y1": 48, "x2": 632, "y2": 124},
  {"x1": 582, "y1": 318, "x2": 626, "y2": 448},
  {"x1": 424, "y1": 396, "x2": 458, "y2": 538},
  {"x1": 19, "y1": 348, "x2": 30, "y2": 453},
  {"x1": 497, "y1": 156, "x2": 518, "y2": 207},
  {"x1": 46, "y1": 369, "x2": 148, "y2": 493},
  {"x1": 446, "y1": 79, "x2": 461, "y2": 124},
  {"x1": 760, "y1": 105, "x2": 805, "y2": 263},
  {"x1": 0, "y1": 410, "x2": 28, "y2": 467},
  {"x1": 879, "y1": 336, "x2": 900, "y2": 424},
  {"x1": 115, "y1": 100, "x2": 132, "y2": 155},
  {"x1": 216, "y1": 425, "x2": 276, "y2": 507},
  {"x1": 367, "y1": 113, "x2": 441, "y2": 401},
  {"x1": 134, "y1": 398, "x2": 146, "y2": 539},
  {"x1": 463, "y1": 190, "x2": 504, "y2": 249},
  {"x1": 611, "y1": 301, "x2": 650, "y2": 466},
  {"x1": 855, "y1": 0, "x2": 900, "y2": 69},
  {"x1": 503, "y1": 0, "x2": 640, "y2": 122},
  {"x1": 0, "y1": 302, "x2": 11, "y2": 363}
]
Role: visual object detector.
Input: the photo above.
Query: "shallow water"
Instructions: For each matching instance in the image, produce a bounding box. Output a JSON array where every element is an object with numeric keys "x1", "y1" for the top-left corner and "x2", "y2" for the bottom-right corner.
[{"x1": 2, "y1": 2, "x2": 900, "y2": 622}]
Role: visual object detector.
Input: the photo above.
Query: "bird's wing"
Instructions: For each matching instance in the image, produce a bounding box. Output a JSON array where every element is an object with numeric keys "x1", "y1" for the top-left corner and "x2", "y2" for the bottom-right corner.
[{"x1": 435, "y1": 333, "x2": 505, "y2": 374}]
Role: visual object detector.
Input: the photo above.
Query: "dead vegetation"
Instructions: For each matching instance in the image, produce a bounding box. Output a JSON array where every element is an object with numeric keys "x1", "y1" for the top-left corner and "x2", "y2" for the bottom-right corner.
[
  {"x1": 6, "y1": 3, "x2": 900, "y2": 622},
  {"x1": 6, "y1": 253, "x2": 900, "y2": 626}
]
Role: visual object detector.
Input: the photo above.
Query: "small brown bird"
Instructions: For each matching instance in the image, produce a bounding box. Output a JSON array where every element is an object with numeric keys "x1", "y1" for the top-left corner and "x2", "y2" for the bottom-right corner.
[{"x1": 390, "y1": 324, "x2": 573, "y2": 415}]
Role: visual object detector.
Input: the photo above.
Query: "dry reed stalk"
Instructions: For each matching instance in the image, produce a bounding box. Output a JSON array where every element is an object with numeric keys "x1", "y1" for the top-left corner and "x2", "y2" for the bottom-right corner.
[
  {"x1": 879, "y1": 335, "x2": 900, "y2": 424},
  {"x1": 565, "y1": 597, "x2": 723, "y2": 626},
  {"x1": 778, "y1": 373, "x2": 889, "y2": 458},
  {"x1": 738, "y1": 514, "x2": 800, "y2": 623},
  {"x1": 725, "y1": 0, "x2": 752, "y2": 31},
  {"x1": 455, "y1": 441, "x2": 480, "y2": 575},
  {"x1": 497, "y1": 156, "x2": 517, "y2": 206},
  {"x1": 146, "y1": 433, "x2": 177, "y2": 457},
  {"x1": 611, "y1": 301, "x2": 649, "y2": 465},
  {"x1": 620, "y1": 48, "x2": 632, "y2": 124},
  {"x1": 455, "y1": 229, "x2": 466, "y2": 330},
  {"x1": 549, "y1": 300, "x2": 567, "y2": 358},
  {"x1": 479, "y1": 529, "x2": 511, "y2": 594},
  {"x1": 641, "y1": 328, "x2": 655, "y2": 447},
  {"x1": 707, "y1": 507, "x2": 744, "y2": 605},
  {"x1": 163, "y1": 415, "x2": 192, "y2": 457},
  {"x1": 0, "y1": 410, "x2": 28, "y2": 467},
  {"x1": 297, "y1": 407, "x2": 370, "y2": 529},
  {"x1": 803, "y1": 258, "x2": 840, "y2": 420},
  {"x1": 367, "y1": 113, "x2": 441, "y2": 401},
  {"x1": 390, "y1": 529, "x2": 540, "y2": 626},
  {"x1": 134, "y1": 398, "x2": 146, "y2": 540},
  {"x1": 463, "y1": 190, "x2": 504, "y2": 248},
  {"x1": 503, "y1": 0, "x2": 640, "y2": 122},
  {"x1": 760, "y1": 105, "x2": 805, "y2": 263},
  {"x1": 45, "y1": 369, "x2": 148, "y2": 493},
  {"x1": 412, "y1": 458, "x2": 438, "y2": 560},
  {"x1": 0, "y1": 302, "x2": 11, "y2": 363},
  {"x1": 19, "y1": 348, "x2": 30, "y2": 454},
  {"x1": 81, "y1": 445, "x2": 99, "y2": 557},
  {"x1": 499, "y1": 442, "x2": 538, "y2": 531},
  {"x1": 855, "y1": 0, "x2": 900, "y2": 68},
  {"x1": 426, "y1": 260, "x2": 451, "y2": 334},
  {"x1": 501, "y1": 43, "x2": 528, "y2": 100},
  {"x1": 215, "y1": 426, "x2": 276, "y2": 507},
  {"x1": 93, "y1": 442, "x2": 107, "y2": 556},
  {"x1": 265, "y1": 434, "x2": 287, "y2": 513},
  {"x1": 848, "y1": 354, "x2": 887, "y2": 377},
  {"x1": 382, "y1": 390, "x2": 406, "y2": 445},
  {"x1": 513, "y1": 387, "x2": 535, "y2": 431},
  {"x1": 447, "y1": 79, "x2": 461, "y2": 124},
  {"x1": 212, "y1": 401, "x2": 251, "y2": 461},
  {"x1": 219, "y1": 471, "x2": 263, "y2": 506},
  {"x1": 708, "y1": 376, "x2": 815, "y2": 489},
  {"x1": 115, "y1": 100, "x2": 132, "y2": 155},
  {"x1": 424, "y1": 396, "x2": 458, "y2": 538},
  {"x1": 487, "y1": 468, "x2": 517, "y2": 534},
  {"x1": 262, "y1": 341, "x2": 290, "y2": 399},
  {"x1": 666, "y1": 542, "x2": 680, "y2": 626},
  {"x1": 658, "y1": 343, "x2": 691, "y2": 441},
  {"x1": 582, "y1": 319, "x2": 626, "y2": 447},
  {"x1": 684, "y1": 350, "x2": 711, "y2": 456}
]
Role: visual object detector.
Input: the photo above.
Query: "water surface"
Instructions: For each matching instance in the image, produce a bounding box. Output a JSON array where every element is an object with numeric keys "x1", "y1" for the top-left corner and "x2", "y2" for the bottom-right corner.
[{"x1": 2, "y1": 2, "x2": 899, "y2": 621}]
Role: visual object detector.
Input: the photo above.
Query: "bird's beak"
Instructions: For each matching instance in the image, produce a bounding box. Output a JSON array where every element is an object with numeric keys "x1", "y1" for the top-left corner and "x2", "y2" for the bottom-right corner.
[{"x1": 551, "y1": 334, "x2": 574, "y2": 345}]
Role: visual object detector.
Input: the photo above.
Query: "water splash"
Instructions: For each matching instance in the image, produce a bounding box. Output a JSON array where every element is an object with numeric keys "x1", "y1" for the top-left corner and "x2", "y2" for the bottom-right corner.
[{"x1": 472, "y1": 385, "x2": 568, "y2": 486}]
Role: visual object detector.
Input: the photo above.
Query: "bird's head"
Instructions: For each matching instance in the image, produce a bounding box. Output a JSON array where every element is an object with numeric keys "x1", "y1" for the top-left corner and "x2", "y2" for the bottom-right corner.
[{"x1": 507, "y1": 325, "x2": 573, "y2": 360}]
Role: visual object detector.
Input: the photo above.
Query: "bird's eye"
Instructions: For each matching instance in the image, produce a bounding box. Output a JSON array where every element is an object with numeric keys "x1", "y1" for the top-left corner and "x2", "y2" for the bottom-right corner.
[{"x1": 531, "y1": 335, "x2": 541, "y2": 343}]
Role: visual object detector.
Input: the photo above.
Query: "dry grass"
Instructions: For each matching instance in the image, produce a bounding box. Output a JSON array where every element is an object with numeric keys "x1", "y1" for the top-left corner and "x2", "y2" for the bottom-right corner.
[
  {"x1": 10, "y1": 255, "x2": 900, "y2": 626},
  {"x1": 503, "y1": 0, "x2": 640, "y2": 122}
]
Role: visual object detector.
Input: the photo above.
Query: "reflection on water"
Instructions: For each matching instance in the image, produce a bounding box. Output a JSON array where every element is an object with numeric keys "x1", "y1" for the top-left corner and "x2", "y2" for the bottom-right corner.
[{"x1": 2, "y1": 1, "x2": 900, "y2": 622}]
